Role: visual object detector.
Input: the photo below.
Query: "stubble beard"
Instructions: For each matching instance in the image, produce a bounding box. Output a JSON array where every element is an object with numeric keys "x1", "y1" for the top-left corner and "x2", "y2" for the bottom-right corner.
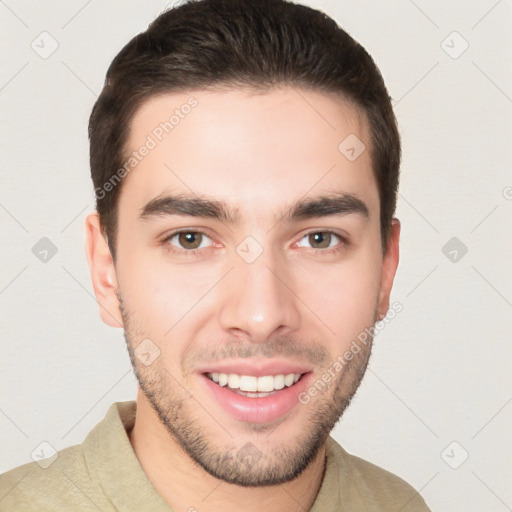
[{"x1": 118, "y1": 293, "x2": 375, "y2": 487}]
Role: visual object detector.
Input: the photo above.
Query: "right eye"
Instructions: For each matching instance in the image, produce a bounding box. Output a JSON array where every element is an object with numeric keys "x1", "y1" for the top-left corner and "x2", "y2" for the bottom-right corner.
[{"x1": 162, "y1": 230, "x2": 215, "y2": 255}]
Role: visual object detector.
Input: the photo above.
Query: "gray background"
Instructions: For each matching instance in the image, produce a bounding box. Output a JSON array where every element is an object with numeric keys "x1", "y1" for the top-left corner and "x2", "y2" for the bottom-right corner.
[{"x1": 1, "y1": 1, "x2": 511, "y2": 510}]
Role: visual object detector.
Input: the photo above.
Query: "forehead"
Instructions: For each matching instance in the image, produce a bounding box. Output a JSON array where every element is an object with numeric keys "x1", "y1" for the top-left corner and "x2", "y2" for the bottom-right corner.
[{"x1": 118, "y1": 87, "x2": 378, "y2": 223}]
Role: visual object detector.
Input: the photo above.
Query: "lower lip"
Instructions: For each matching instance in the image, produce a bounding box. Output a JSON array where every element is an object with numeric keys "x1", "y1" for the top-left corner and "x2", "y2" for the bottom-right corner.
[{"x1": 199, "y1": 373, "x2": 313, "y2": 424}]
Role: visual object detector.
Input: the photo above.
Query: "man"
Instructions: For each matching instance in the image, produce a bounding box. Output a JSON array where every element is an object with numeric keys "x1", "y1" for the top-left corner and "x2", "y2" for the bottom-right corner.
[{"x1": 0, "y1": 0, "x2": 431, "y2": 510}]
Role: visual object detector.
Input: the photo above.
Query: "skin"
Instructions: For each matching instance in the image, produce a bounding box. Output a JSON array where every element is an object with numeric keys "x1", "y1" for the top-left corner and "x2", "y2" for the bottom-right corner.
[{"x1": 85, "y1": 87, "x2": 400, "y2": 512}]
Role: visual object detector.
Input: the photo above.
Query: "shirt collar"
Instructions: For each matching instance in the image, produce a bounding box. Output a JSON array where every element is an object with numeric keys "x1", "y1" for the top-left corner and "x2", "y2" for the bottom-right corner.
[
  {"x1": 83, "y1": 401, "x2": 356, "y2": 512},
  {"x1": 82, "y1": 401, "x2": 174, "y2": 511}
]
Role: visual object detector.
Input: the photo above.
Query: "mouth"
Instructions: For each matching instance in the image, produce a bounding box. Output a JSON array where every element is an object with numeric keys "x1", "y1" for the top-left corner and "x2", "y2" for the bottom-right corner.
[
  {"x1": 197, "y1": 360, "x2": 314, "y2": 423},
  {"x1": 204, "y1": 371, "x2": 307, "y2": 398},
  {"x1": 200, "y1": 370, "x2": 313, "y2": 423}
]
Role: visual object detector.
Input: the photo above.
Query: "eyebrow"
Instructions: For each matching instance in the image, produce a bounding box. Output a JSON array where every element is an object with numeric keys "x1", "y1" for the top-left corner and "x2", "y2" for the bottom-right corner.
[{"x1": 138, "y1": 191, "x2": 369, "y2": 224}]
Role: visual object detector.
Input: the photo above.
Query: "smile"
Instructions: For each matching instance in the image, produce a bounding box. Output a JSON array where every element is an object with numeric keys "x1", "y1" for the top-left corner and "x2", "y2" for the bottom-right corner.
[{"x1": 206, "y1": 372, "x2": 304, "y2": 397}]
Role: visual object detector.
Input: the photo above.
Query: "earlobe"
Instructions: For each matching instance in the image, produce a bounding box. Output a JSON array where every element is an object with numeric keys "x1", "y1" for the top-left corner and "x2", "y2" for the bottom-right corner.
[
  {"x1": 84, "y1": 212, "x2": 124, "y2": 328},
  {"x1": 377, "y1": 218, "x2": 400, "y2": 319}
]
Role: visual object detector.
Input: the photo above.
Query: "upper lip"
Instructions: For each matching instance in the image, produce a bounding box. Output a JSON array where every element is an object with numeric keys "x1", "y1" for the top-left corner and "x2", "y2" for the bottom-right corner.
[{"x1": 196, "y1": 360, "x2": 312, "y2": 377}]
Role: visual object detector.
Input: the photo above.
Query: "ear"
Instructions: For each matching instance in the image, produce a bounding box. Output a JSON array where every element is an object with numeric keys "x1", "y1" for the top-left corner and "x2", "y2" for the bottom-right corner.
[
  {"x1": 377, "y1": 218, "x2": 400, "y2": 318},
  {"x1": 84, "y1": 212, "x2": 124, "y2": 328}
]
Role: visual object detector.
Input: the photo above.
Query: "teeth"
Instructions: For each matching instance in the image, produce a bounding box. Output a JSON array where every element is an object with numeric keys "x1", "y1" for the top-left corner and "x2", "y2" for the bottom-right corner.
[
  {"x1": 207, "y1": 372, "x2": 303, "y2": 392},
  {"x1": 239, "y1": 375, "x2": 257, "y2": 392},
  {"x1": 227, "y1": 374, "x2": 240, "y2": 388},
  {"x1": 218, "y1": 373, "x2": 228, "y2": 387},
  {"x1": 274, "y1": 374, "x2": 285, "y2": 390},
  {"x1": 284, "y1": 374, "x2": 295, "y2": 387},
  {"x1": 257, "y1": 375, "x2": 274, "y2": 392}
]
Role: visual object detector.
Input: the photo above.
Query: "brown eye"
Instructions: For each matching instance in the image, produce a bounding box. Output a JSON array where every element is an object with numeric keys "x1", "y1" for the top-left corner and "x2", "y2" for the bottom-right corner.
[
  {"x1": 178, "y1": 232, "x2": 203, "y2": 249},
  {"x1": 295, "y1": 231, "x2": 345, "y2": 254},
  {"x1": 299, "y1": 231, "x2": 344, "y2": 252},
  {"x1": 164, "y1": 231, "x2": 213, "y2": 252},
  {"x1": 308, "y1": 232, "x2": 332, "y2": 249}
]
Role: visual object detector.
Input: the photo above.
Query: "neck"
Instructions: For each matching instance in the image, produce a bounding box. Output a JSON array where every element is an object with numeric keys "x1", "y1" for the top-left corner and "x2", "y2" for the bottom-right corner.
[{"x1": 128, "y1": 389, "x2": 327, "y2": 512}]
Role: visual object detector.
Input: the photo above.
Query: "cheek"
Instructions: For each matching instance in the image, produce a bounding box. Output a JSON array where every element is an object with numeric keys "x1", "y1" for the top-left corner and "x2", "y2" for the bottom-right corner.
[
  {"x1": 118, "y1": 252, "x2": 217, "y2": 330},
  {"x1": 292, "y1": 249, "x2": 381, "y2": 347}
]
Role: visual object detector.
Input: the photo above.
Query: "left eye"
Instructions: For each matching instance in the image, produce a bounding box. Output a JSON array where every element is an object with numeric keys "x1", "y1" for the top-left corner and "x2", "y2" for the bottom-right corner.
[
  {"x1": 296, "y1": 231, "x2": 342, "y2": 250},
  {"x1": 166, "y1": 231, "x2": 213, "y2": 250}
]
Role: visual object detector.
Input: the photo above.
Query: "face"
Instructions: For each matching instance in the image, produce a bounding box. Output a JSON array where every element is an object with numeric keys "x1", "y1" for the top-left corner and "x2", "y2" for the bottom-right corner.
[{"x1": 87, "y1": 87, "x2": 399, "y2": 486}]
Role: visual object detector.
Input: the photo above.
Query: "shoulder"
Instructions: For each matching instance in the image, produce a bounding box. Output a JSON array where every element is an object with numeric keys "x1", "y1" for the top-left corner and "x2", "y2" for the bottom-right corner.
[
  {"x1": 0, "y1": 443, "x2": 108, "y2": 511},
  {"x1": 327, "y1": 436, "x2": 432, "y2": 511}
]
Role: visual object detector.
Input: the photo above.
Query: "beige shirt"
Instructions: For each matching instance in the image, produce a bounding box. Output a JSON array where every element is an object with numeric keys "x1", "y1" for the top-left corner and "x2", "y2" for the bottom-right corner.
[{"x1": 0, "y1": 401, "x2": 430, "y2": 511}]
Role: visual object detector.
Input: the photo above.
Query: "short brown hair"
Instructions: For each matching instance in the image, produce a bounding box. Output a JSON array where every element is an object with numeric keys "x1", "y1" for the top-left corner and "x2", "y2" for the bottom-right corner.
[{"x1": 89, "y1": 0, "x2": 400, "y2": 261}]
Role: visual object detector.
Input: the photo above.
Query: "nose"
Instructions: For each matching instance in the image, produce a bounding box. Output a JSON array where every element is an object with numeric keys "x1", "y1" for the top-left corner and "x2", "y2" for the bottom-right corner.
[{"x1": 218, "y1": 245, "x2": 301, "y2": 343}]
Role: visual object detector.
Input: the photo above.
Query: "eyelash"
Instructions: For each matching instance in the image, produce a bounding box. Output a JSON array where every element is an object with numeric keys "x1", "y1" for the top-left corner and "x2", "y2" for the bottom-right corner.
[{"x1": 160, "y1": 229, "x2": 348, "y2": 257}]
